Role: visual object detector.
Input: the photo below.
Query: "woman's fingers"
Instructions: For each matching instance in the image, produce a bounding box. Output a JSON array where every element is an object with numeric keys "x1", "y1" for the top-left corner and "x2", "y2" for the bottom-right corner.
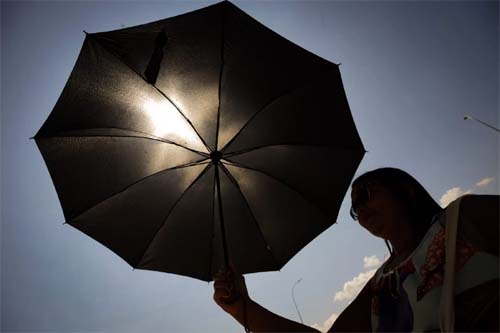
[
  {"x1": 214, "y1": 278, "x2": 236, "y2": 295},
  {"x1": 214, "y1": 287, "x2": 236, "y2": 306},
  {"x1": 212, "y1": 267, "x2": 247, "y2": 297},
  {"x1": 214, "y1": 281, "x2": 232, "y2": 290},
  {"x1": 212, "y1": 268, "x2": 252, "y2": 319},
  {"x1": 213, "y1": 270, "x2": 241, "y2": 302}
]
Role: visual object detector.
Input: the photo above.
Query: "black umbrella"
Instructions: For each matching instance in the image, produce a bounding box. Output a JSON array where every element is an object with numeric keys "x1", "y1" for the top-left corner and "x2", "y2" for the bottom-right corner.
[{"x1": 34, "y1": 1, "x2": 365, "y2": 282}]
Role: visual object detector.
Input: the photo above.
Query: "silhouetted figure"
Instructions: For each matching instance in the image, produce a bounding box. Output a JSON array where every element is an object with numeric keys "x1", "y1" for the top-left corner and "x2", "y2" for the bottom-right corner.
[{"x1": 213, "y1": 167, "x2": 499, "y2": 332}]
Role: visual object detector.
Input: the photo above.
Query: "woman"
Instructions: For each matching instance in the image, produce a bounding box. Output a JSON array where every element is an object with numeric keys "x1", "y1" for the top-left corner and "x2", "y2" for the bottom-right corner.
[{"x1": 213, "y1": 168, "x2": 499, "y2": 332}]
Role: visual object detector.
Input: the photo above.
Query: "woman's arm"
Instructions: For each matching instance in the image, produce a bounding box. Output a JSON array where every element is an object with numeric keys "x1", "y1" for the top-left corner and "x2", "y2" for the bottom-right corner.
[
  {"x1": 238, "y1": 279, "x2": 373, "y2": 333},
  {"x1": 213, "y1": 269, "x2": 320, "y2": 333},
  {"x1": 241, "y1": 299, "x2": 320, "y2": 333}
]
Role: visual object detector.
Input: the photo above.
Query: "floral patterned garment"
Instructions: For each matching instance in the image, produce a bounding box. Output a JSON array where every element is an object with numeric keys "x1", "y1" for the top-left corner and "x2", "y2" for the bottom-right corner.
[{"x1": 370, "y1": 213, "x2": 499, "y2": 332}]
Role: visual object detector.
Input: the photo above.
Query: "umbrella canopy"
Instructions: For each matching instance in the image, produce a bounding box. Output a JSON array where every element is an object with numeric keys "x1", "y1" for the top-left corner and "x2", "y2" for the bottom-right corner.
[{"x1": 34, "y1": 1, "x2": 365, "y2": 282}]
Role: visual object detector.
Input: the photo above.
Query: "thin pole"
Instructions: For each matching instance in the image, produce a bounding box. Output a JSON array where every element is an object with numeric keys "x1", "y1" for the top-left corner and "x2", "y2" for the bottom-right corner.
[
  {"x1": 292, "y1": 278, "x2": 304, "y2": 324},
  {"x1": 464, "y1": 115, "x2": 500, "y2": 133}
]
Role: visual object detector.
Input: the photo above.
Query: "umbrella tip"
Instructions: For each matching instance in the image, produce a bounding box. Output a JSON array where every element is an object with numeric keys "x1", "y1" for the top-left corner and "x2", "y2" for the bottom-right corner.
[{"x1": 83, "y1": 30, "x2": 89, "y2": 35}]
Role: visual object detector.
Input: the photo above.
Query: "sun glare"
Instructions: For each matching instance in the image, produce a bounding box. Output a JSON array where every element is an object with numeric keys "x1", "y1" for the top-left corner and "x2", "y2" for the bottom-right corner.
[{"x1": 142, "y1": 99, "x2": 205, "y2": 152}]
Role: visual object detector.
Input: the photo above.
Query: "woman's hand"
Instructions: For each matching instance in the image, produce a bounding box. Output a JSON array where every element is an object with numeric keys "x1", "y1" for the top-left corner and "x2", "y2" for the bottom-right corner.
[
  {"x1": 213, "y1": 267, "x2": 251, "y2": 321},
  {"x1": 214, "y1": 268, "x2": 321, "y2": 333}
]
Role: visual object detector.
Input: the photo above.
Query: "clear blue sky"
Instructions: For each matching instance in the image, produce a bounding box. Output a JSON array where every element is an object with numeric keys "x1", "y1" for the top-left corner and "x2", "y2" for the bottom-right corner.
[{"x1": 2, "y1": 1, "x2": 498, "y2": 332}]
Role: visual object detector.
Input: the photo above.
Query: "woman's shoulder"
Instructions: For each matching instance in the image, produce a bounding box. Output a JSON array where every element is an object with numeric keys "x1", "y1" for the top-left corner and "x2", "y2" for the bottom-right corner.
[{"x1": 442, "y1": 194, "x2": 499, "y2": 257}]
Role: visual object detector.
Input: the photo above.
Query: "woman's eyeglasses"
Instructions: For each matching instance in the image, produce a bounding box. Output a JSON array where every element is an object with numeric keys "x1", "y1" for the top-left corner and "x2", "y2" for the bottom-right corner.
[{"x1": 350, "y1": 182, "x2": 372, "y2": 220}]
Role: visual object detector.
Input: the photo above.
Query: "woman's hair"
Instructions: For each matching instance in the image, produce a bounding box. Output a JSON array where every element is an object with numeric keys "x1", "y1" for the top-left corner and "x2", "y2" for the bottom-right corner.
[{"x1": 351, "y1": 167, "x2": 444, "y2": 228}]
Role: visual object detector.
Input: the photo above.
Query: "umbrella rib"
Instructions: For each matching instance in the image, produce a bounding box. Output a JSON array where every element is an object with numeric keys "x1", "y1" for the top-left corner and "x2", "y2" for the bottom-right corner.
[
  {"x1": 66, "y1": 159, "x2": 210, "y2": 223},
  {"x1": 218, "y1": 163, "x2": 281, "y2": 269},
  {"x1": 220, "y1": 86, "x2": 298, "y2": 154},
  {"x1": 135, "y1": 162, "x2": 213, "y2": 268},
  {"x1": 224, "y1": 143, "x2": 365, "y2": 158},
  {"x1": 89, "y1": 35, "x2": 213, "y2": 153},
  {"x1": 39, "y1": 127, "x2": 210, "y2": 158},
  {"x1": 214, "y1": 0, "x2": 226, "y2": 151},
  {"x1": 222, "y1": 159, "x2": 332, "y2": 223}
]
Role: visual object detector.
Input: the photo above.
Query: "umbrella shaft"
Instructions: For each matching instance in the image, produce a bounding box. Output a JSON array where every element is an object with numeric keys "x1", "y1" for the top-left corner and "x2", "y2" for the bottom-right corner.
[{"x1": 215, "y1": 165, "x2": 231, "y2": 270}]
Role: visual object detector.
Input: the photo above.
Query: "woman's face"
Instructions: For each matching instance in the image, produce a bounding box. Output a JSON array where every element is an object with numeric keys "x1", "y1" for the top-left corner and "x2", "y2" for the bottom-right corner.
[{"x1": 350, "y1": 181, "x2": 411, "y2": 240}]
